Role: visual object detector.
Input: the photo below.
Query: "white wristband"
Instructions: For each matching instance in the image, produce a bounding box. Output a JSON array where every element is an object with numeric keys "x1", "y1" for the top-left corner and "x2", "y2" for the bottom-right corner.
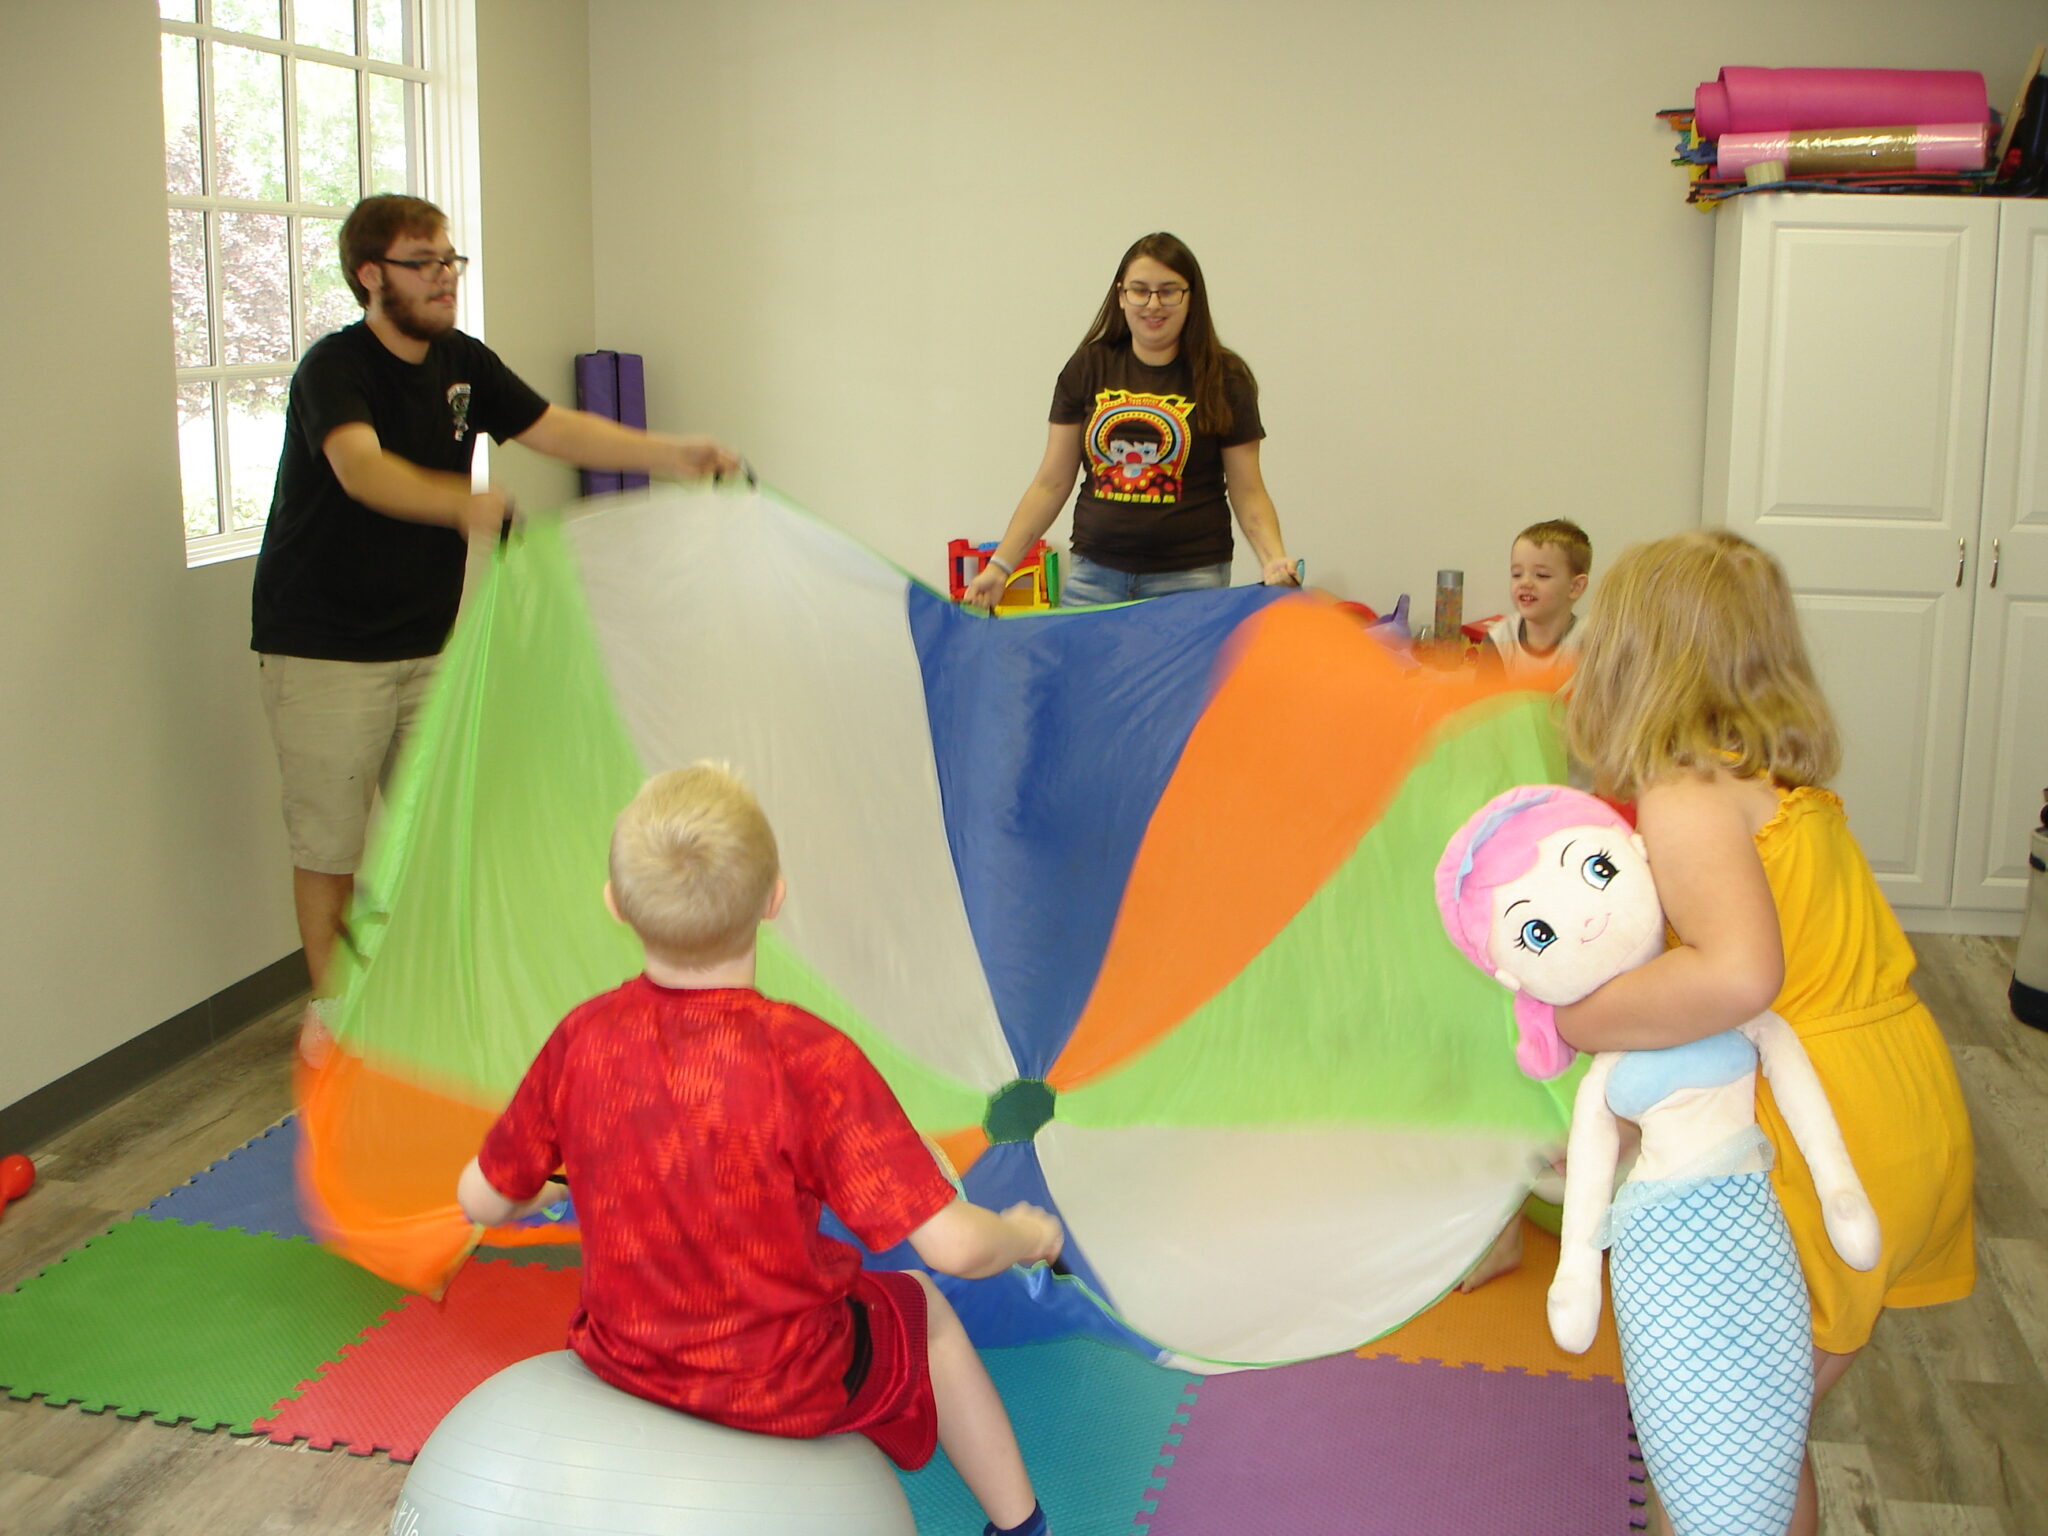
[{"x1": 985, "y1": 553, "x2": 1014, "y2": 576}]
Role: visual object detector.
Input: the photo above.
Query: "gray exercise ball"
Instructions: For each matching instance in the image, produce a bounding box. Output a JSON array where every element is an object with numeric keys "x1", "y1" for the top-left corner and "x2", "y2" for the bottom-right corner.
[{"x1": 389, "y1": 1350, "x2": 916, "y2": 1536}]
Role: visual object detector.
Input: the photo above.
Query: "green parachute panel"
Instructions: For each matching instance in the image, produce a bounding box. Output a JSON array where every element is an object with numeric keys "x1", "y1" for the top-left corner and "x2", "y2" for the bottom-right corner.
[
  {"x1": 1063, "y1": 693, "x2": 1581, "y2": 1136},
  {"x1": 332, "y1": 520, "x2": 647, "y2": 1101}
]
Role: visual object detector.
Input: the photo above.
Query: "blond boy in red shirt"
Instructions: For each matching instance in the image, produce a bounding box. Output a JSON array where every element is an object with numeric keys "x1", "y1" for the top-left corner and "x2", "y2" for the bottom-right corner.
[{"x1": 460, "y1": 764, "x2": 1060, "y2": 1536}]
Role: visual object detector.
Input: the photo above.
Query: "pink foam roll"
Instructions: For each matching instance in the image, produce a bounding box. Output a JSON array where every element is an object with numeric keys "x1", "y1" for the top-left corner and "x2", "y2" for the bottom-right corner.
[
  {"x1": 1695, "y1": 66, "x2": 1987, "y2": 140},
  {"x1": 1913, "y1": 122, "x2": 1994, "y2": 172},
  {"x1": 1714, "y1": 122, "x2": 1990, "y2": 179}
]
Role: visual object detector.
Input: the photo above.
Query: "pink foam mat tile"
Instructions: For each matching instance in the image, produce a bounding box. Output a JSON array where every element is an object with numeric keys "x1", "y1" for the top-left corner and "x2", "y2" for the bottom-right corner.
[{"x1": 254, "y1": 1256, "x2": 582, "y2": 1461}]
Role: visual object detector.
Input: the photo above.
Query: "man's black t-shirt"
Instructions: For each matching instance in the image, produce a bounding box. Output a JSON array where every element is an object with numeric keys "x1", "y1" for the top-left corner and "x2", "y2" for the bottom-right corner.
[
  {"x1": 1050, "y1": 342, "x2": 1264, "y2": 574},
  {"x1": 251, "y1": 321, "x2": 549, "y2": 661}
]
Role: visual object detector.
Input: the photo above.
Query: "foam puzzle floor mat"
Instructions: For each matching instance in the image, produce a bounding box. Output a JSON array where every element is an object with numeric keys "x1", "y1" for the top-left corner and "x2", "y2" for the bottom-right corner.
[
  {"x1": 254, "y1": 1256, "x2": 582, "y2": 1459},
  {"x1": 6, "y1": 1134, "x2": 1642, "y2": 1533},
  {"x1": 142, "y1": 1110, "x2": 584, "y2": 1267},
  {"x1": 1362, "y1": 1222, "x2": 1625, "y2": 1381},
  {"x1": 1142, "y1": 1351, "x2": 1638, "y2": 1536},
  {"x1": 142, "y1": 1116, "x2": 313, "y2": 1241},
  {"x1": 899, "y1": 1337, "x2": 1197, "y2": 1535},
  {"x1": 0, "y1": 1216, "x2": 403, "y2": 1431}
]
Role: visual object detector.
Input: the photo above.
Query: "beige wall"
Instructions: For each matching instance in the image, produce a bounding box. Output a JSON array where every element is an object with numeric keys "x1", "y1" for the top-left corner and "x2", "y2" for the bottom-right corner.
[
  {"x1": 587, "y1": 0, "x2": 2045, "y2": 612},
  {"x1": 476, "y1": 0, "x2": 596, "y2": 513},
  {"x1": 0, "y1": 3, "x2": 299, "y2": 1107},
  {"x1": 5, "y1": 2, "x2": 2038, "y2": 1109},
  {"x1": 0, "y1": 1, "x2": 597, "y2": 1112}
]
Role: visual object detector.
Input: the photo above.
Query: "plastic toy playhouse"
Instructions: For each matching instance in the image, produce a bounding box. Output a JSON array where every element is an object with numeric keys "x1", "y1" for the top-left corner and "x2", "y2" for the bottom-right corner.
[{"x1": 948, "y1": 539, "x2": 1060, "y2": 612}]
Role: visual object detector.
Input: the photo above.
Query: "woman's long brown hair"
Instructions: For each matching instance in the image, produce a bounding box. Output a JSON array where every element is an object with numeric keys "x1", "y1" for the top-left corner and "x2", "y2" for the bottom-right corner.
[{"x1": 1078, "y1": 232, "x2": 1254, "y2": 436}]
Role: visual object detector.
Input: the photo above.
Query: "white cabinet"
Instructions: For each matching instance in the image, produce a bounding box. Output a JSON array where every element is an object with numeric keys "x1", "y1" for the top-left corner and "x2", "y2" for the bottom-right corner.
[{"x1": 1704, "y1": 195, "x2": 2048, "y2": 935}]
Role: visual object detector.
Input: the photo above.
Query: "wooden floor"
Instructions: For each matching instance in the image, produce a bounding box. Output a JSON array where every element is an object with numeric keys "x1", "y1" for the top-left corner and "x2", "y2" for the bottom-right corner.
[{"x1": 1, "y1": 935, "x2": 2043, "y2": 1535}]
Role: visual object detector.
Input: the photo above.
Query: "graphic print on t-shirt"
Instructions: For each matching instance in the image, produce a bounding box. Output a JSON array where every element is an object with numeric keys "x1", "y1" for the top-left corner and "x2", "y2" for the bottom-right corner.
[
  {"x1": 1086, "y1": 389, "x2": 1194, "y2": 504},
  {"x1": 447, "y1": 382, "x2": 472, "y2": 442}
]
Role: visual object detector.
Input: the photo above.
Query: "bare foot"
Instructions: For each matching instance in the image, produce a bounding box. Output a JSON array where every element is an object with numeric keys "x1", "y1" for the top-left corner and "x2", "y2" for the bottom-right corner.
[{"x1": 1458, "y1": 1215, "x2": 1525, "y2": 1293}]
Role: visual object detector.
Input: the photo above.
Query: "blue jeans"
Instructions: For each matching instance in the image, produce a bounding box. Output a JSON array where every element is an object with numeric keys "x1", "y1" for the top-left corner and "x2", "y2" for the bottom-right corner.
[{"x1": 1060, "y1": 552, "x2": 1233, "y2": 607}]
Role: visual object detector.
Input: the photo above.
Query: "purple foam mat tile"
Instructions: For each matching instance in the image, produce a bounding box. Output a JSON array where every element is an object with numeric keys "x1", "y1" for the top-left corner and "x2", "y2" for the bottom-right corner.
[
  {"x1": 142, "y1": 1116, "x2": 315, "y2": 1242},
  {"x1": 1143, "y1": 1353, "x2": 1635, "y2": 1536},
  {"x1": 1133, "y1": 1380, "x2": 1201, "y2": 1531},
  {"x1": 1628, "y1": 1420, "x2": 1649, "y2": 1529}
]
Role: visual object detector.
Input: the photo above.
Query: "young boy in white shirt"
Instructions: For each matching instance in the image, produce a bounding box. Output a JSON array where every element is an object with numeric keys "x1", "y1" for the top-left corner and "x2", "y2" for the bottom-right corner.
[{"x1": 1477, "y1": 519, "x2": 1592, "y2": 678}]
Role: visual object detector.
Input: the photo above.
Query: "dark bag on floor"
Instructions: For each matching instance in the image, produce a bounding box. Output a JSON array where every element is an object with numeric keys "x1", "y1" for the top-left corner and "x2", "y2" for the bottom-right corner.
[{"x1": 2012, "y1": 797, "x2": 2048, "y2": 1030}]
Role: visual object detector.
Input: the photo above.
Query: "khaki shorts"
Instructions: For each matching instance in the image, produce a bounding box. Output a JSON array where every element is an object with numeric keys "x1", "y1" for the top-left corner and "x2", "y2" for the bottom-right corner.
[{"x1": 259, "y1": 653, "x2": 438, "y2": 875}]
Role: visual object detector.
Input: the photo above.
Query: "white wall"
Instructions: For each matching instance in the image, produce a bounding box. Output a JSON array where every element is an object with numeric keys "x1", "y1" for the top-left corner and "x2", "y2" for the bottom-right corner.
[
  {"x1": 3, "y1": 2, "x2": 2035, "y2": 1108},
  {"x1": 475, "y1": 0, "x2": 596, "y2": 514},
  {"x1": 587, "y1": 0, "x2": 2045, "y2": 614},
  {"x1": 0, "y1": 3, "x2": 299, "y2": 1107}
]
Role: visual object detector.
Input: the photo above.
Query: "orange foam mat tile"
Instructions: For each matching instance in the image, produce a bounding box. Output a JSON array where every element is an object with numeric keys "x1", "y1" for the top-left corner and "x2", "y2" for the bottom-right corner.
[{"x1": 1360, "y1": 1222, "x2": 1624, "y2": 1382}]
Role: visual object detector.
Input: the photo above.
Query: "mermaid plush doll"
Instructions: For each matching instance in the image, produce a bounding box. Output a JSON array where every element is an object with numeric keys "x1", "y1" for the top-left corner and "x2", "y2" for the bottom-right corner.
[{"x1": 1436, "y1": 785, "x2": 1880, "y2": 1536}]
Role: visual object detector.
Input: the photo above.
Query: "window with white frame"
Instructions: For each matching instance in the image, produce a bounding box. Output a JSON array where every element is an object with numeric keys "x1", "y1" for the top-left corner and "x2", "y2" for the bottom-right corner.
[{"x1": 159, "y1": 0, "x2": 473, "y2": 566}]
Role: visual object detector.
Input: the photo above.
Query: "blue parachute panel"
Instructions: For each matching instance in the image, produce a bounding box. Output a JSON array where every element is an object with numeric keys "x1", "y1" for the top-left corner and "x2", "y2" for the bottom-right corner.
[{"x1": 908, "y1": 584, "x2": 1285, "y2": 1078}]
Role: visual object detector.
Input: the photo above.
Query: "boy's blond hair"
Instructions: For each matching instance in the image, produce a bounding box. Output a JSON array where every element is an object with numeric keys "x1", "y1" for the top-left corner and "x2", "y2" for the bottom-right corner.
[
  {"x1": 1565, "y1": 529, "x2": 1839, "y2": 801},
  {"x1": 609, "y1": 764, "x2": 780, "y2": 966},
  {"x1": 1516, "y1": 518, "x2": 1593, "y2": 578}
]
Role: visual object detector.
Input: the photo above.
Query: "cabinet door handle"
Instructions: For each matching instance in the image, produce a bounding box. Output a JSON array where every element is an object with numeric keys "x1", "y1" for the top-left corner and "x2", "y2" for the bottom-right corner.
[
  {"x1": 1956, "y1": 537, "x2": 1965, "y2": 588},
  {"x1": 1989, "y1": 538, "x2": 2000, "y2": 589}
]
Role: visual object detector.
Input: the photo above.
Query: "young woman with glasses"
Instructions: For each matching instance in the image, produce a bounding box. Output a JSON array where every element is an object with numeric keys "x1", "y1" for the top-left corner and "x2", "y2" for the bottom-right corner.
[{"x1": 961, "y1": 232, "x2": 1297, "y2": 609}]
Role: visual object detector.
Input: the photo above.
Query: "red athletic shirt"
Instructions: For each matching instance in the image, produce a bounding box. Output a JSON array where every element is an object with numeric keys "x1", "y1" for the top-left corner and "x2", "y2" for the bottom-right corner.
[{"x1": 476, "y1": 978, "x2": 957, "y2": 1434}]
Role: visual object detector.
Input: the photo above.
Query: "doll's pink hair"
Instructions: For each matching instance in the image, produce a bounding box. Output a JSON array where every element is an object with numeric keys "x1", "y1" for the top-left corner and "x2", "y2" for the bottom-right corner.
[{"x1": 1434, "y1": 785, "x2": 1633, "y2": 1081}]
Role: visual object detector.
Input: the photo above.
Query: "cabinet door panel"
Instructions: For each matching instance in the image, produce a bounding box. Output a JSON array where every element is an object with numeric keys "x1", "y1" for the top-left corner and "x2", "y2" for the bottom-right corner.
[
  {"x1": 1765, "y1": 232, "x2": 1977, "y2": 524},
  {"x1": 1954, "y1": 205, "x2": 2048, "y2": 911},
  {"x1": 1953, "y1": 602, "x2": 2048, "y2": 900},
  {"x1": 1795, "y1": 592, "x2": 1947, "y2": 885},
  {"x1": 1706, "y1": 198, "x2": 1998, "y2": 907}
]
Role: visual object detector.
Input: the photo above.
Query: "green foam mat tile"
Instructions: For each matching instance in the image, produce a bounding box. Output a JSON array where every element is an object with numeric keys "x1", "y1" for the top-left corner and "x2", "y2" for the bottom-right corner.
[
  {"x1": 0, "y1": 1217, "x2": 406, "y2": 1431},
  {"x1": 471, "y1": 1242, "x2": 582, "y2": 1270}
]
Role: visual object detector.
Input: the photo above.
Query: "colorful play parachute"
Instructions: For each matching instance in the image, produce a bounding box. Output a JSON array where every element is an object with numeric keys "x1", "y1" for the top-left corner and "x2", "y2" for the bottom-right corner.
[{"x1": 297, "y1": 487, "x2": 1578, "y2": 1369}]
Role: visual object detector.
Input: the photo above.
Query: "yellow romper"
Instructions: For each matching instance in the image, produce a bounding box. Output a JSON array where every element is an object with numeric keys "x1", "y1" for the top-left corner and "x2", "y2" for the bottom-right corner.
[{"x1": 1751, "y1": 786, "x2": 1976, "y2": 1355}]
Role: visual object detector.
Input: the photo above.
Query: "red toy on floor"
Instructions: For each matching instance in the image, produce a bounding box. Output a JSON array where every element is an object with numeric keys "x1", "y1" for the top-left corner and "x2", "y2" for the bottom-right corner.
[{"x1": 0, "y1": 1152, "x2": 36, "y2": 1219}]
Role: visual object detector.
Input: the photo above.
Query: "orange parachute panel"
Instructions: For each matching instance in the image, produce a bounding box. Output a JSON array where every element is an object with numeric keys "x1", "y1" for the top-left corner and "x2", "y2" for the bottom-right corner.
[
  {"x1": 930, "y1": 1124, "x2": 991, "y2": 1180},
  {"x1": 1050, "y1": 600, "x2": 1556, "y2": 1091},
  {"x1": 296, "y1": 1049, "x2": 574, "y2": 1297}
]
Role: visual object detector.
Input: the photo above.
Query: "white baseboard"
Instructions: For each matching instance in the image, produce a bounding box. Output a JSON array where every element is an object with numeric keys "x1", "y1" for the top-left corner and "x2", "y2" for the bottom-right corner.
[{"x1": 1893, "y1": 908, "x2": 2023, "y2": 938}]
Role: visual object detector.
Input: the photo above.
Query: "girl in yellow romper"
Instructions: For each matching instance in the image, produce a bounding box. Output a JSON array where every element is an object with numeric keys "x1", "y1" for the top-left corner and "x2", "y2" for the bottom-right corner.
[{"x1": 1555, "y1": 529, "x2": 1975, "y2": 1536}]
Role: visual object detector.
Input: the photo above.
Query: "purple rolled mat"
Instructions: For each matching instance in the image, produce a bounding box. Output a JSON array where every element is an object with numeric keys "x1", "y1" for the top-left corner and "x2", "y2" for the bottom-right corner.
[
  {"x1": 573, "y1": 351, "x2": 650, "y2": 496},
  {"x1": 575, "y1": 352, "x2": 622, "y2": 498},
  {"x1": 614, "y1": 351, "x2": 648, "y2": 492},
  {"x1": 1695, "y1": 66, "x2": 1987, "y2": 141}
]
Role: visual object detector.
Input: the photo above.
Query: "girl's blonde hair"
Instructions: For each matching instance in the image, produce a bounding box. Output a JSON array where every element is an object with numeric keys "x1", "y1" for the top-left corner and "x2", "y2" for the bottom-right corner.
[
  {"x1": 609, "y1": 764, "x2": 779, "y2": 967},
  {"x1": 1565, "y1": 529, "x2": 1839, "y2": 800}
]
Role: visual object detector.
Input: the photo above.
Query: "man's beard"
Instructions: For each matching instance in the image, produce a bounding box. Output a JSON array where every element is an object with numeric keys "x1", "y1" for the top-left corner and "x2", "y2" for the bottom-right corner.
[{"x1": 385, "y1": 288, "x2": 456, "y2": 342}]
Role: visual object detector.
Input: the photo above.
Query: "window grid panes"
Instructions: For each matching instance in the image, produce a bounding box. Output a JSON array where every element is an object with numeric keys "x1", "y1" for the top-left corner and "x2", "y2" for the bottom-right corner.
[{"x1": 163, "y1": 0, "x2": 433, "y2": 563}]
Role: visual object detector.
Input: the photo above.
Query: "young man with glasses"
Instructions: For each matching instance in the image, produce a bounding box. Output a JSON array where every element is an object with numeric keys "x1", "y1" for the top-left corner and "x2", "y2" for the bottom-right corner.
[{"x1": 252, "y1": 194, "x2": 739, "y2": 1001}]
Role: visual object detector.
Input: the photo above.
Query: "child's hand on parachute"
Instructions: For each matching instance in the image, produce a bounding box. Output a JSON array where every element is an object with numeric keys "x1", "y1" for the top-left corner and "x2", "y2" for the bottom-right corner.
[{"x1": 1002, "y1": 1202, "x2": 1065, "y2": 1268}]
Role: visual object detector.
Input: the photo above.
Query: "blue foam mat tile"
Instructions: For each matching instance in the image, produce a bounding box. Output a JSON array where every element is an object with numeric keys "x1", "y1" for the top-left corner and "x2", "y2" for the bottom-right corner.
[{"x1": 143, "y1": 1116, "x2": 315, "y2": 1241}]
